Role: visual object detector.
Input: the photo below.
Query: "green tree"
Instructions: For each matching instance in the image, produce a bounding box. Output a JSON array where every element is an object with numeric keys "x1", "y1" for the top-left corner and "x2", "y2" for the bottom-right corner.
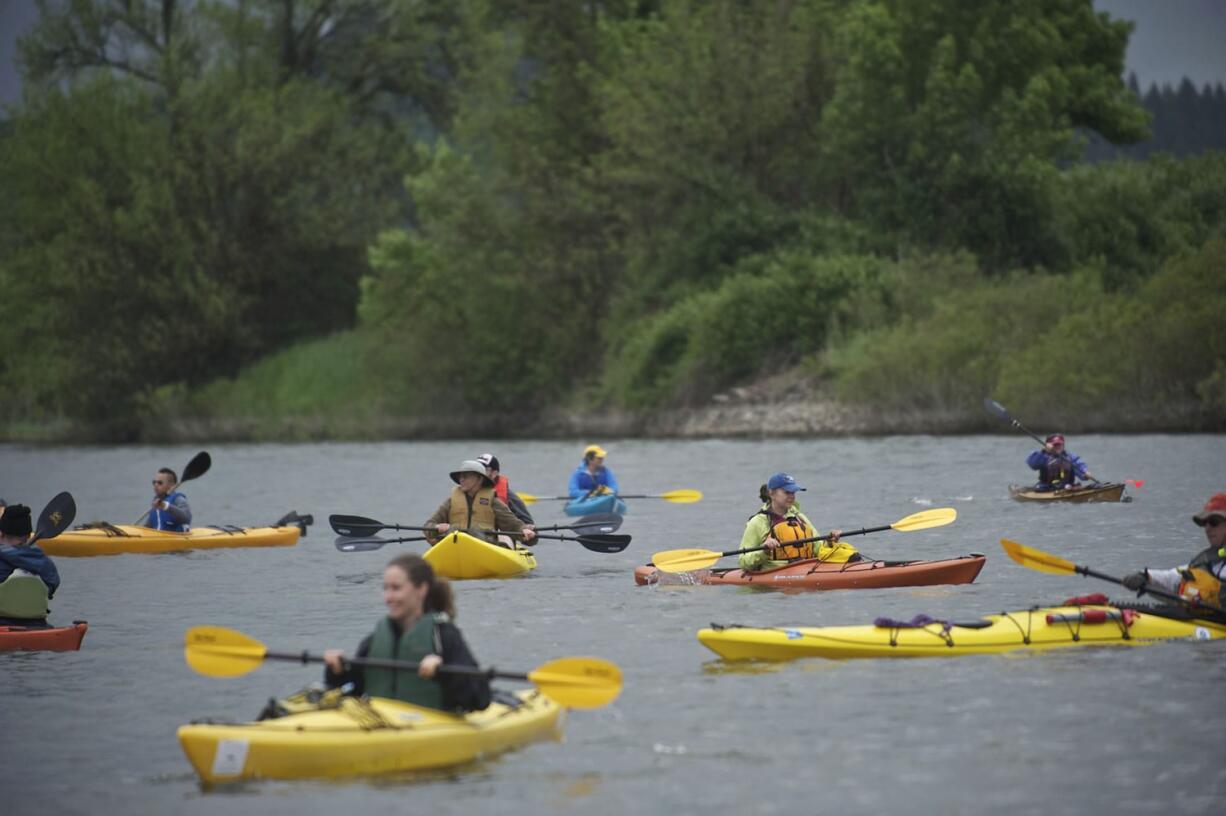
[{"x1": 821, "y1": 0, "x2": 1148, "y2": 269}]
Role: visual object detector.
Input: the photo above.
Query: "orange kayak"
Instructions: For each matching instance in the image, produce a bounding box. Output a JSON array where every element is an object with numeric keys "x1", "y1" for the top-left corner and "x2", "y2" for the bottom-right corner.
[
  {"x1": 0, "y1": 620, "x2": 88, "y2": 652},
  {"x1": 634, "y1": 554, "x2": 986, "y2": 590}
]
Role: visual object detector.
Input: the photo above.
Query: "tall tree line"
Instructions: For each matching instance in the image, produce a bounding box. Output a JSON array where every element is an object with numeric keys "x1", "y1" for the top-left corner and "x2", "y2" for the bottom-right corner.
[{"x1": 1084, "y1": 73, "x2": 1226, "y2": 161}]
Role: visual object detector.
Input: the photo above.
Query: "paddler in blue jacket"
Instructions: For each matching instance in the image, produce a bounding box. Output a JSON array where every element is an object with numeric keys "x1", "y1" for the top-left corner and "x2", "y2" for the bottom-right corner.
[
  {"x1": 1123, "y1": 492, "x2": 1226, "y2": 620},
  {"x1": 1025, "y1": 434, "x2": 1096, "y2": 490},
  {"x1": 142, "y1": 467, "x2": 192, "y2": 531},
  {"x1": 568, "y1": 444, "x2": 620, "y2": 499},
  {"x1": 323, "y1": 553, "x2": 491, "y2": 712},
  {"x1": 0, "y1": 503, "x2": 61, "y2": 600}
]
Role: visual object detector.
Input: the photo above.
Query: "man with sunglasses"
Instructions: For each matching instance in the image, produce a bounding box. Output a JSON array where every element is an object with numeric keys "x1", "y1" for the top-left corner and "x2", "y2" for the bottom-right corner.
[
  {"x1": 1122, "y1": 493, "x2": 1226, "y2": 616},
  {"x1": 143, "y1": 467, "x2": 192, "y2": 532}
]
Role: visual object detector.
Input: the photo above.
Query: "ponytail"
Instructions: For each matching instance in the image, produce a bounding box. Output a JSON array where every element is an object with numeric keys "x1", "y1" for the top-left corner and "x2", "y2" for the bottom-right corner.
[
  {"x1": 759, "y1": 484, "x2": 770, "y2": 504},
  {"x1": 386, "y1": 553, "x2": 457, "y2": 619}
]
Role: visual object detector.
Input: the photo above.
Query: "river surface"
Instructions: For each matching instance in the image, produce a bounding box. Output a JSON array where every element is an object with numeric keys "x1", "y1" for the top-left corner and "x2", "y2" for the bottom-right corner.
[{"x1": 2, "y1": 436, "x2": 1224, "y2": 815}]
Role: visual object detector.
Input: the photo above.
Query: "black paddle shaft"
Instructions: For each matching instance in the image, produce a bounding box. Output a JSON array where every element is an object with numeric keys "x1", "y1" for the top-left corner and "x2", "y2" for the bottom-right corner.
[
  {"x1": 1077, "y1": 565, "x2": 1226, "y2": 618},
  {"x1": 265, "y1": 649, "x2": 530, "y2": 681},
  {"x1": 983, "y1": 398, "x2": 1098, "y2": 478},
  {"x1": 736, "y1": 524, "x2": 888, "y2": 558}
]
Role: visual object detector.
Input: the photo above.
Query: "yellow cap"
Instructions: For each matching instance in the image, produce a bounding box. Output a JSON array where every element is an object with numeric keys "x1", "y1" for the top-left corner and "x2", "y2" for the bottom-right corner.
[{"x1": 583, "y1": 444, "x2": 607, "y2": 459}]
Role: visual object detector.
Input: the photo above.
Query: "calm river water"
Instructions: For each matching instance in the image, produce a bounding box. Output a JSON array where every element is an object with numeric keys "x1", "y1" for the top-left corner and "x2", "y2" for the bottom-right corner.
[{"x1": 2, "y1": 436, "x2": 1224, "y2": 815}]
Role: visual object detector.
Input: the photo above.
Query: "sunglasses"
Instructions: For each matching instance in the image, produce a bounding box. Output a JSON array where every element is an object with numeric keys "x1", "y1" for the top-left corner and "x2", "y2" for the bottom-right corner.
[
  {"x1": 1203, "y1": 517, "x2": 1225, "y2": 528},
  {"x1": 152, "y1": 480, "x2": 169, "y2": 486}
]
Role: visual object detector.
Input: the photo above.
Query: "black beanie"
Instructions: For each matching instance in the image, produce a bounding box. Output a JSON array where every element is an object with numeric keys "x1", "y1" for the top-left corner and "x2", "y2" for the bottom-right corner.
[{"x1": 0, "y1": 503, "x2": 33, "y2": 537}]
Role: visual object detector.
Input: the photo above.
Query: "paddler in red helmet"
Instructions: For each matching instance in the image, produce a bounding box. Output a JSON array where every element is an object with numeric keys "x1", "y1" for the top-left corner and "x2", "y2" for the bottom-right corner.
[{"x1": 1122, "y1": 493, "x2": 1226, "y2": 620}]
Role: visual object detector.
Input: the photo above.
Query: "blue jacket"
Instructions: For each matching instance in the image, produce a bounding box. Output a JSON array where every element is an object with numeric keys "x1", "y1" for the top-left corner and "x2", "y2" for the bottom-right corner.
[
  {"x1": 0, "y1": 542, "x2": 61, "y2": 598},
  {"x1": 568, "y1": 463, "x2": 620, "y2": 499},
  {"x1": 145, "y1": 489, "x2": 192, "y2": 532},
  {"x1": 1026, "y1": 449, "x2": 1090, "y2": 488}
]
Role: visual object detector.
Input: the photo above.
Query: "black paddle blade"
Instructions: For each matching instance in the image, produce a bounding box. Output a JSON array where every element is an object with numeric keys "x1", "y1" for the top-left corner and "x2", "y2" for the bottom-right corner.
[
  {"x1": 330, "y1": 514, "x2": 383, "y2": 537},
  {"x1": 982, "y1": 397, "x2": 1011, "y2": 421},
  {"x1": 576, "y1": 534, "x2": 631, "y2": 553},
  {"x1": 181, "y1": 451, "x2": 212, "y2": 483},
  {"x1": 33, "y1": 492, "x2": 76, "y2": 543},
  {"x1": 334, "y1": 535, "x2": 388, "y2": 553},
  {"x1": 273, "y1": 511, "x2": 314, "y2": 536},
  {"x1": 571, "y1": 513, "x2": 623, "y2": 534}
]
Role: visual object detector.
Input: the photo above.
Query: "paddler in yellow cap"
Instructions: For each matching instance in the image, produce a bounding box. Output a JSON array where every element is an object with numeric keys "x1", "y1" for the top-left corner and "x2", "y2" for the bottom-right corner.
[{"x1": 568, "y1": 444, "x2": 620, "y2": 499}]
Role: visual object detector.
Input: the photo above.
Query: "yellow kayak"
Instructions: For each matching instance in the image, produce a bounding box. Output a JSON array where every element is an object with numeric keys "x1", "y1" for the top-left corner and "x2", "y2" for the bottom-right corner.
[
  {"x1": 42, "y1": 523, "x2": 301, "y2": 557},
  {"x1": 698, "y1": 604, "x2": 1226, "y2": 661},
  {"x1": 424, "y1": 531, "x2": 536, "y2": 579},
  {"x1": 178, "y1": 688, "x2": 562, "y2": 783}
]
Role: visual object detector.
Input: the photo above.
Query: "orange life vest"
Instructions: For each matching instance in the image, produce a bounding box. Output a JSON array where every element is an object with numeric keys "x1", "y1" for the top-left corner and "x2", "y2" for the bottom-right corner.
[{"x1": 770, "y1": 518, "x2": 816, "y2": 561}]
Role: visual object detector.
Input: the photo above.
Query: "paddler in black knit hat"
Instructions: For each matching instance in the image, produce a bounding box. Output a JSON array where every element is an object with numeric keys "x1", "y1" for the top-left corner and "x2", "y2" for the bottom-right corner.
[{"x1": 0, "y1": 503, "x2": 62, "y2": 601}]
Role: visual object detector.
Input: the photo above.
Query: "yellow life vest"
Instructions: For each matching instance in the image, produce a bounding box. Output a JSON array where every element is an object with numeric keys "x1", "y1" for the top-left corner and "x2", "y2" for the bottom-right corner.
[
  {"x1": 1178, "y1": 567, "x2": 1222, "y2": 607},
  {"x1": 770, "y1": 519, "x2": 816, "y2": 561},
  {"x1": 448, "y1": 486, "x2": 497, "y2": 531}
]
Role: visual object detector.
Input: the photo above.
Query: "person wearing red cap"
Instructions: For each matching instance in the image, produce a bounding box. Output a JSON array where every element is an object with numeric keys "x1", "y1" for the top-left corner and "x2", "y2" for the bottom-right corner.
[
  {"x1": 476, "y1": 453, "x2": 533, "y2": 525},
  {"x1": 1122, "y1": 493, "x2": 1226, "y2": 618},
  {"x1": 0, "y1": 503, "x2": 62, "y2": 603},
  {"x1": 1025, "y1": 434, "x2": 1096, "y2": 490}
]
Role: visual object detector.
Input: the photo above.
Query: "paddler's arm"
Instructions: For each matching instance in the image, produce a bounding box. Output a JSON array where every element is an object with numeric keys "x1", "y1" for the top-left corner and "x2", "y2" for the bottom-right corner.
[
  {"x1": 737, "y1": 515, "x2": 771, "y2": 571},
  {"x1": 323, "y1": 635, "x2": 372, "y2": 695},
  {"x1": 493, "y1": 499, "x2": 535, "y2": 543},
  {"x1": 436, "y1": 622, "x2": 491, "y2": 713},
  {"x1": 506, "y1": 490, "x2": 534, "y2": 525},
  {"x1": 424, "y1": 501, "x2": 451, "y2": 544},
  {"x1": 164, "y1": 493, "x2": 192, "y2": 526}
]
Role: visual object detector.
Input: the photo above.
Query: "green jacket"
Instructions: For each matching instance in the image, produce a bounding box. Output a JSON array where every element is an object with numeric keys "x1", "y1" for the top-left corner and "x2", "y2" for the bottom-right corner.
[
  {"x1": 739, "y1": 503, "x2": 816, "y2": 571},
  {"x1": 738, "y1": 502, "x2": 857, "y2": 570}
]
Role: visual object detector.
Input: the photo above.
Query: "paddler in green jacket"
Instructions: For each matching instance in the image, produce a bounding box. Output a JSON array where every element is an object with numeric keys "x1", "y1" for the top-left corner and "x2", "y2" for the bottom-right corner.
[
  {"x1": 738, "y1": 472, "x2": 857, "y2": 571},
  {"x1": 425, "y1": 460, "x2": 536, "y2": 547},
  {"x1": 323, "y1": 553, "x2": 490, "y2": 712}
]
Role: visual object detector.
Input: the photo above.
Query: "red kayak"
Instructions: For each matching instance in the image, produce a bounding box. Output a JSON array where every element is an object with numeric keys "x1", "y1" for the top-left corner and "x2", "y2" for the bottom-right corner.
[
  {"x1": 634, "y1": 554, "x2": 986, "y2": 590},
  {"x1": 0, "y1": 620, "x2": 89, "y2": 652}
]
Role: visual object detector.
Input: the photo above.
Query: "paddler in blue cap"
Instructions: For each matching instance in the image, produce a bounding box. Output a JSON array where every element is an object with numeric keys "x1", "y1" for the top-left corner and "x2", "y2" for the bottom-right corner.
[{"x1": 738, "y1": 473, "x2": 857, "y2": 571}]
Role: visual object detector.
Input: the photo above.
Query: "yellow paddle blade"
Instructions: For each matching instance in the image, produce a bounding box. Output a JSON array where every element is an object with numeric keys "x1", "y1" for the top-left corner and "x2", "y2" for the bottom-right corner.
[
  {"x1": 890, "y1": 507, "x2": 957, "y2": 532},
  {"x1": 660, "y1": 489, "x2": 703, "y2": 503},
  {"x1": 185, "y1": 625, "x2": 269, "y2": 678},
  {"x1": 1000, "y1": 538, "x2": 1077, "y2": 575},
  {"x1": 527, "y1": 657, "x2": 622, "y2": 709},
  {"x1": 518, "y1": 492, "x2": 539, "y2": 505},
  {"x1": 651, "y1": 548, "x2": 722, "y2": 574}
]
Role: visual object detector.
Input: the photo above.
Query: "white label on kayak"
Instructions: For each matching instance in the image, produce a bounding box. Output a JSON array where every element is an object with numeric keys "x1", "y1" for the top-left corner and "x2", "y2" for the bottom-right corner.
[
  {"x1": 211, "y1": 739, "x2": 249, "y2": 778},
  {"x1": 1195, "y1": 627, "x2": 1211, "y2": 641},
  {"x1": 785, "y1": 630, "x2": 801, "y2": 640},
  {"x1": 396, "y1": 712, "x2": 425, "y2": 723}
]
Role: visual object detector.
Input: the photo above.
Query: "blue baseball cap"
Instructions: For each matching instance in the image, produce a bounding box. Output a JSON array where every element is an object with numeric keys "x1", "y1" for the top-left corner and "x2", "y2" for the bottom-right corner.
[{"x1": 767, "y1": 472, "x2": 805, "y2": 493}]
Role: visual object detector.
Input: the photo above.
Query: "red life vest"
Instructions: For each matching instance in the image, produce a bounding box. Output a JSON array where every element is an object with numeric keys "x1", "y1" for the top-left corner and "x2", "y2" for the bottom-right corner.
[{"x1": 492, "y1": 475, "x2": 510, "y2": 505}]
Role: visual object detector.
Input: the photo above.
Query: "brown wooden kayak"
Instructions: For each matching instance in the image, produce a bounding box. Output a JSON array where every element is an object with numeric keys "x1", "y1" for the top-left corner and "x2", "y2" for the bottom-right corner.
[
  {"x1": 1009, "y1": 483, "x2": 1128, "y2": 503},
  {"x1": 634, "y1": 554, "x2": 986, "y2": 590}
]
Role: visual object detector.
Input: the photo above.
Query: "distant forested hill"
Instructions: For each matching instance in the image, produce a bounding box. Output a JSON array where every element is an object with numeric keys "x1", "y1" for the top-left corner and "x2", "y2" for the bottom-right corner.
[{"x1": 1084, "y1": 73, "x2": 1226, "y2": 160}]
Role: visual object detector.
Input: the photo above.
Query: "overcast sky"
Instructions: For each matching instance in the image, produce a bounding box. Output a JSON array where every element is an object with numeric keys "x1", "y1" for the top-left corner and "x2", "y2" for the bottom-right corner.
[{"x1": 2, "y1": 0, "x2": 1226, "y2": 107}]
